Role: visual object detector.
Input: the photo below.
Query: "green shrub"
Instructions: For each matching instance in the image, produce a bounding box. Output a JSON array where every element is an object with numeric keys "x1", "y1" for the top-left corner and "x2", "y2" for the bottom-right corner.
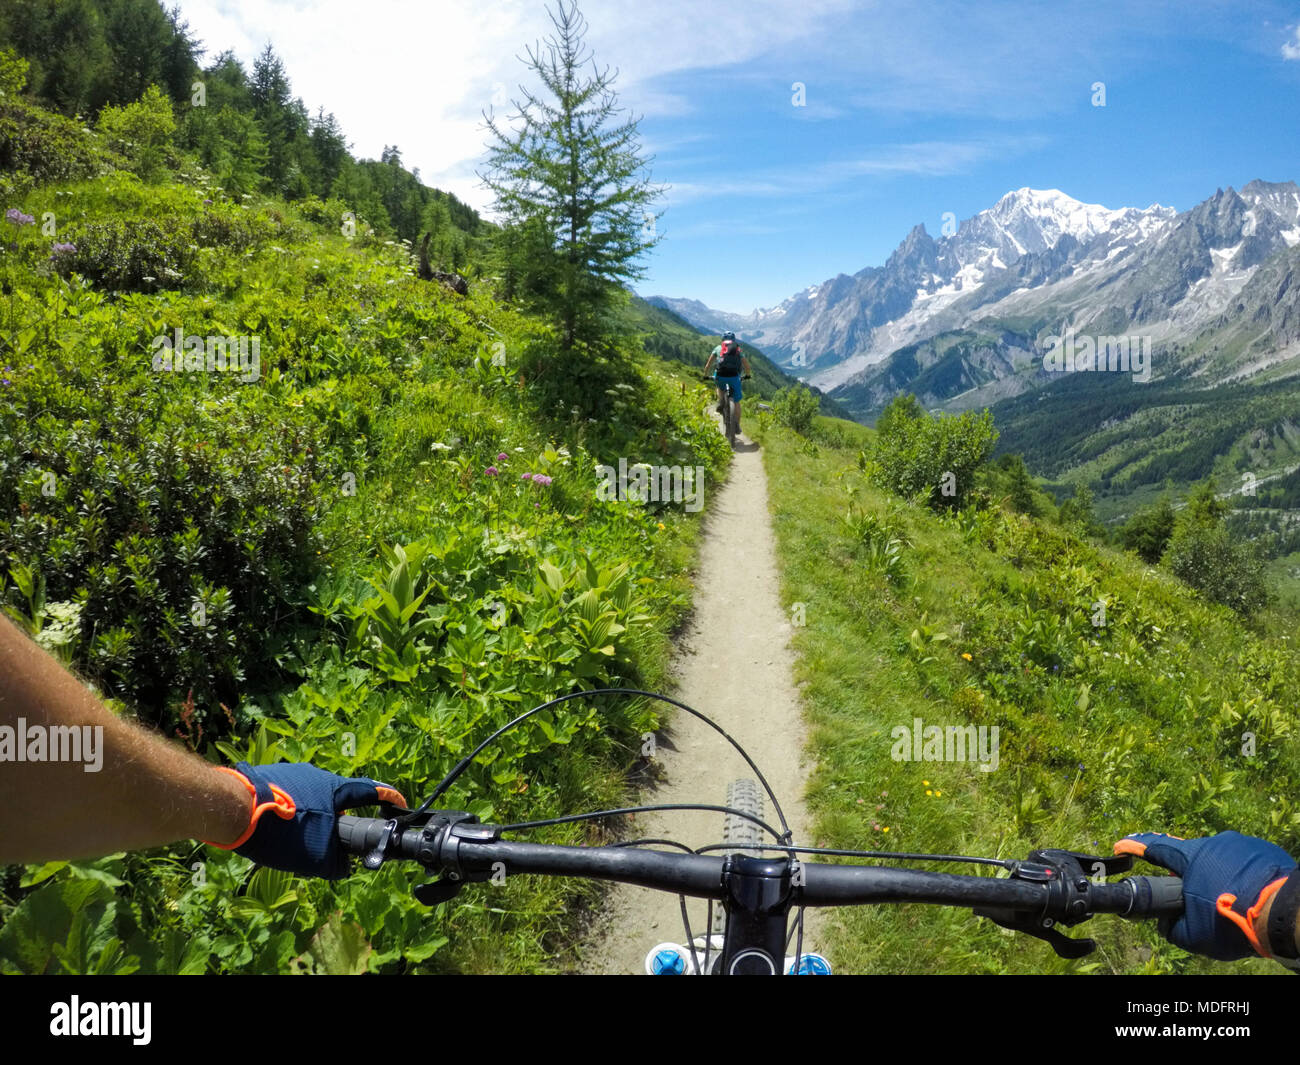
[
  {"x1": 95, "y1": 85, "x2": 176, "y2": 183},
  {"x1": 1057, "y1": 481, "x2": 1104, "y2": 539},
  {"x1": 0, "y1": 47, "x2": 28, "y2": 97},
  {"x1": 52, "y1": 216, "x2": 196, "y2": 291},
  {"x1": 0, "y1": 97, "x2": 108, "y2": 193},
  {"x1": 874, "y1": 392, "x2": 923, "y2": 438},
  {"x1": 0, "y1": 358, "x2": 335, "y2": 729},
  {"x1": 1165, "y1": 522, "x2": 1273, "y2": 616},
  {"x1": 772, "y1": 383, "x2": 819, "y2": 435},
  {"x1": 1121, "y1": 498, "x2": 1176, "y2": 563},
  {"x1": 872, "y1": 404, "x2": 998, "y2": 510}
]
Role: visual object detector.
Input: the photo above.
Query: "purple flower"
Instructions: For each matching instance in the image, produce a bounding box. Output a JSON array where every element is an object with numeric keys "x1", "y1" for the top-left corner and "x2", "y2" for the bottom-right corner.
[
  {"x1": 50, "y1": 242, "x2": 76, "y2": 256},
  {"x1": 5, "y1": 208, "x2": 35, "y2": 226},
  {"x1": 485, "y1": 466, "x2": 498, "y2": 477},
  {"x1": 203, "y1": 199, "x2": 213, "y2": 205},
  {"x1": 533, "y1": 474, "x2": 553, "y2": 487},
  {"x1": 497, "y1": 452, "x2": 508, "y2": 462},
  {"x1": 521, "y1": 472, "x2": 533, "y2": 481}
]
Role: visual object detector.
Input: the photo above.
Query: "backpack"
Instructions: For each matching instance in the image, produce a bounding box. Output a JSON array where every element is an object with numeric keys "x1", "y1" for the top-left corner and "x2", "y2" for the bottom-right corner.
[{"x1": 718, "y1": 339, "x2": 743, "y2": 375}]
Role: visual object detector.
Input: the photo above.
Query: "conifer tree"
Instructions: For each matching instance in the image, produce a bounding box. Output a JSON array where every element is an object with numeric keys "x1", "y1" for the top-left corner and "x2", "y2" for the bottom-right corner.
[{"x1": 480, "y1": 0, "x2": 662, "y2": 353}]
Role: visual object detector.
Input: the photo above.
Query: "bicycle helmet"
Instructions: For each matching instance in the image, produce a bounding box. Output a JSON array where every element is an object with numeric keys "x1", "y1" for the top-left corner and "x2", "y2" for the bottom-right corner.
[{"x1": 722, "y1": 331, "x2": 736, "y2": 341}]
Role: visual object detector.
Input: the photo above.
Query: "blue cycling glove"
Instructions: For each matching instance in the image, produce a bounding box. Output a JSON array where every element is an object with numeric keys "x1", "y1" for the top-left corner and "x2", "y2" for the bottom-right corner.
[
  {"x1": 206, "y1": 762, "x2": 407, "y2": 879},
  {"x1": 1115, "y1": 831, "x2": 1297, "y2": 961}
]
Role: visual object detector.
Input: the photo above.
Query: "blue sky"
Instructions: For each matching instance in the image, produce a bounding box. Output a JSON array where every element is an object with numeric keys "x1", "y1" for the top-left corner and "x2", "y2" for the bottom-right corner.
[{"x1": 176, "y1": 0, "x2": 1300, "y2": 311}]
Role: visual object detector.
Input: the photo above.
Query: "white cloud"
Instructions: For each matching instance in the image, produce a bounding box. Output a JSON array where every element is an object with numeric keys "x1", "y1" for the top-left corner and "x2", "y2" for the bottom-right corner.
[
  {"x1": 662, "y1": 137, "x2": 1043, "y2": 208},
  {"x1": 1283, "y1": 25, "x2": 1300, "y2": 60},
  {"x1": 172, "y1": 0, "x2": 856, "y2": 211}
]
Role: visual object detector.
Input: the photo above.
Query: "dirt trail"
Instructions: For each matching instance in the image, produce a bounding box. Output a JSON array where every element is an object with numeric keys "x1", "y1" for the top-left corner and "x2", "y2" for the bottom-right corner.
[{"x1": 575, "y1": 414, "x2": 821, "y2": 974}]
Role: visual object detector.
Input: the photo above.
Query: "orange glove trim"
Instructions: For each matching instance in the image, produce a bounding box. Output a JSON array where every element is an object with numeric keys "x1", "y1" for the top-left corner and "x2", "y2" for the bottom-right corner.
[
  {"x1": 1215, "y1": 876, "x2": 1291, "y2": 958},
  {"x1": 202, "y1": 766, "x2": 297, "y2": 849}
]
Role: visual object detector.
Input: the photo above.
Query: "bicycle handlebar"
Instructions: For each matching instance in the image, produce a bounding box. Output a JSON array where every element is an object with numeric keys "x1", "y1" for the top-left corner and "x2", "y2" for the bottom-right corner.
[{"x1": 337, "y1": 814, "x2": 1182, "y2": 919}]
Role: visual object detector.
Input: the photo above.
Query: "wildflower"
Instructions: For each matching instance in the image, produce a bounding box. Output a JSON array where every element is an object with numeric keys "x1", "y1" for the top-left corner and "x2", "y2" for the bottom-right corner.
[
  {"x1": 922, "y1": 780, "x2": 929, "y2": 787},
  {"x1": 5, "y1": 208, "x2": 35, "y2": 226},
  {"x1": 961, "y1": 652, "x2": 972, "y2": 661},
  {"x1": 497, "y1": 452, "x2": 508, "y2": 462},
  {"x1": 656, "y1": 522, "x2": 665, "y2": 530},
  {"x1": 925, "y1": 789, "x2": 932, "y2": 796},
  {"x1": 485, "y1": 466, "x2": 498, "y2": 477},
  {"x1": 521, "y1": 473, "x2": 533, "y2": 481}
]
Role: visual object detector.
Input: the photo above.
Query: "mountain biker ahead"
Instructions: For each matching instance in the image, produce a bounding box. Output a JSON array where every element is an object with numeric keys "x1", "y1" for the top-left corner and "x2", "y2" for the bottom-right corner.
[{"x1": 703, "y1": 331, "x2": 752, "y2": 435}]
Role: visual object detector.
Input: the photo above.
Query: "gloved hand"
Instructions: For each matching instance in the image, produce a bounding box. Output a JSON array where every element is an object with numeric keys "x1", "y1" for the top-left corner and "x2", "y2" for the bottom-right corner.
[
  {"x1": 1115, "y1": 831, "x2": 1297, "y2": 960},
  {"x1": 206, "y1": 762, "x2": 407, "y2": 879}
]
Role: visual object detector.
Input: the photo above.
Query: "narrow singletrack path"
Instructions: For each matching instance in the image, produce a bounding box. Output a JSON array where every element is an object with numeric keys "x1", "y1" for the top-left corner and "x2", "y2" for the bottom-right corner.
[{"x1": 575, "y1": 414, "x2": 822, "y2": 974}]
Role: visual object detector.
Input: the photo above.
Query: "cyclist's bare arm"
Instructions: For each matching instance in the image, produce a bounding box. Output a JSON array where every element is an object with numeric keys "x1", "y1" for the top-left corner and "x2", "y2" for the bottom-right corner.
[
  {"x1": 703, "y1": 351, "x2": 716, "y2": 375},
  {"x1": 0, "y1": 611, "x2": 250, "y2": 863},
  {"x1": 741, "y1": 356, "x2": 753, "y2": 377}
]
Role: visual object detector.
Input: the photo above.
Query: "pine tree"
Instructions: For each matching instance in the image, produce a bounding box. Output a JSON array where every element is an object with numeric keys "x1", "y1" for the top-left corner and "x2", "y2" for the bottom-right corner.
[
  {"x1": 1001, "y1": 454, "x2": 1039, "y2": 516},
  {"x1": 479, "y1": 0, "x2": 662, "y2": 353}
]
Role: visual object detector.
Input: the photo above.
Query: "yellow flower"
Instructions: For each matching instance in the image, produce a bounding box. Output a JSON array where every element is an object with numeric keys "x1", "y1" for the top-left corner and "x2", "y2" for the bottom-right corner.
[
  {"x1": 935, "y1": 790, "x2": 942, "y2": 797},
  {"x1": 925, "y1": 789, "x2": 932, "y2": 796},
  {"x1": 882, "y1": 826, "x2": 890, "y2": 833},
  {"x1": 961, "y1": 652, "x2": 972, "y2": 661},
  {"x1": 656, "y1": 522, "x2": 665, "y2": 530},
  {"x1": 922, "y1": 780, "x2": 929, "y2": 787}
]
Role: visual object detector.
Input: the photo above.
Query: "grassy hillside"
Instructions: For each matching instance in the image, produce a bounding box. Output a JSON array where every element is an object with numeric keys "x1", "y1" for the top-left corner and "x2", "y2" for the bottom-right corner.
[
  {"x1": 752, "y1": 411, "x2": 1299, "y2": 974},
  {"x1": 0, "y1": 94, "x2": 733, "y2": 974}
]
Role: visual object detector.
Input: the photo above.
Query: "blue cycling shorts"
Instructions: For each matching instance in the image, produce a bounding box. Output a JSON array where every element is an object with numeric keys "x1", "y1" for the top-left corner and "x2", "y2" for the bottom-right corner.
[{"x1": 714, "y1": 374, "x2": 743, "y2": 402}]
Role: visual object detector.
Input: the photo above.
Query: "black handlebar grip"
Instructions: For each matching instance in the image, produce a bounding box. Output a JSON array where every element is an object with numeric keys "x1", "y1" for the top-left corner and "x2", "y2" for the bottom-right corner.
[
  {"x1": 337, "y1": 814, "x2": 382, "y2": 855},
  {"x1": 1127, "y1": 875, "x2": 1184, "y2": 917}
]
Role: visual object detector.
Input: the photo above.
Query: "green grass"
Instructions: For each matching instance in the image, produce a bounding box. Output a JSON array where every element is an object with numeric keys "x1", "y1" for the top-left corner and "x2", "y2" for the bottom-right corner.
[{"x1": 752, "y1": 412, "x2": 1297, "y2": 975}]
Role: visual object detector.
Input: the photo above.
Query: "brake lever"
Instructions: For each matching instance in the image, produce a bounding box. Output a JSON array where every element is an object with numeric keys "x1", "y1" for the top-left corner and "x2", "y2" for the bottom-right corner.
[
  {"x1": 974, "y1": 849, "x2": 1129, "y2": 959},
  {"x1": 973, "y1": 904, "x2": 1098, "y2": 959},
  {"x1": 410, "y1": 812, "x2": 501, "y2": 908}
]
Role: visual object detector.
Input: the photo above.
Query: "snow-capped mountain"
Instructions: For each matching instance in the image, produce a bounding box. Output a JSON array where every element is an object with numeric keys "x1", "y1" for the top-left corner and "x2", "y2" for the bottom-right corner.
[{"x1": 646, "y1": 182, "x2": 1300, "y2": 409}]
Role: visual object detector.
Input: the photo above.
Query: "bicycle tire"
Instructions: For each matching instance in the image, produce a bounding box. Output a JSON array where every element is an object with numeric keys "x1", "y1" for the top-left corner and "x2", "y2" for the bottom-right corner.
[
  {"x1": 712, "y1": 777, "x2": 764, "y2": 935},
  {"x1": 726, "y1": 396, "x2": 739, "y2": 446}
]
